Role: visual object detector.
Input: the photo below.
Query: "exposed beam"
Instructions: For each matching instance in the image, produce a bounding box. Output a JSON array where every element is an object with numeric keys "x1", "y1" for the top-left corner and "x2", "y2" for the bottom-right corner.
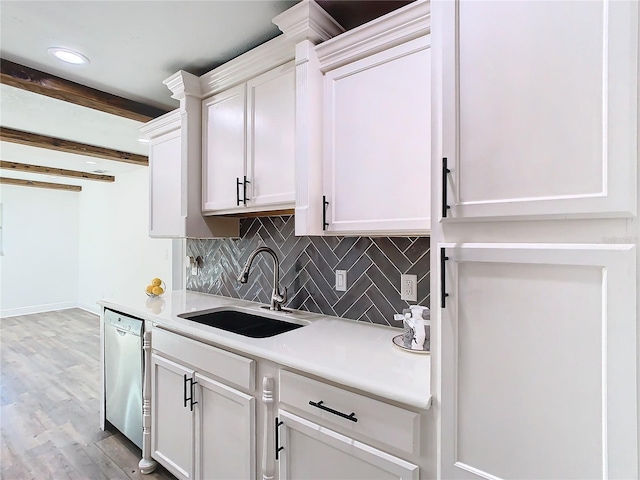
[
  {"x1": 1, "y1": 59, "x2": 168, "y2": 123},
  {"x1": 0, "y1": 127, "x2": 148, "y2": 166},
  {"x1": 0, "y1": 177, "x2": 81, "y2": 192},
  {"x1": 0, "y1": 161, "x2": 115, "y2": 182}
]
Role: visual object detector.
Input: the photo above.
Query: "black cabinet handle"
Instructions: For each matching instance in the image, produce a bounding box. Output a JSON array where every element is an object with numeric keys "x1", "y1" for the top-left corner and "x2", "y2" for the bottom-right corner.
[
  {"x1": 189, "y1": 378, "x2": 198, "y2": 412},
  {"x1": 236, "y1": 178, "x2": 242, "y2": 206},
  {"x1": 322, "y1": 196, "x2": 329, "y2": 231},
  {"x1": 309, "y1": 400, "x2": 357, "y2": 422},
  {"x1": 243, "y1": 175, "x2": 250, "y2": 206},
  {"x1": 441, "y1": 247, "x2": 449, "y2": 308},
  {"x1": 183, "y1": 374, "x2": 197, "y2": 411},
  {"x1": 275, "y1": 417, "x2": 284, "y2": 460},
  {"x1": 183, "y1": 374, "x2": 188, "y2": 408},
  {"x1": 442, "y1": 157, "x2": 451, "y2": 218}
]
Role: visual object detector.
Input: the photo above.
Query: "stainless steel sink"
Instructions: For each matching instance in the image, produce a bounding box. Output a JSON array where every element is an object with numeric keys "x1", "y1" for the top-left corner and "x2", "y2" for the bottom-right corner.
[{"x1": 178, "y1": 309, "x2": 305, "y2": 338}]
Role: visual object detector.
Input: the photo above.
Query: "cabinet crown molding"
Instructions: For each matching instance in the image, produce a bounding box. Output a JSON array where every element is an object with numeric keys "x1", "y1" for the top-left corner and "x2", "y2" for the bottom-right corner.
[
  {"x1": 273, "y1": 0, "x2": 345, "y2": 45},
  {"x1": 139, "y1": 109, "x2": 180, "y2": 139},
  {"x1": 198, "y1": 35, "x2": 294, "y2": 98},
  {"x1": 316, "y1": 0, "x2": 431, "y2": 72},
  {"x1": 163, "y1": 70, "x2": 202, "y2": 101}
]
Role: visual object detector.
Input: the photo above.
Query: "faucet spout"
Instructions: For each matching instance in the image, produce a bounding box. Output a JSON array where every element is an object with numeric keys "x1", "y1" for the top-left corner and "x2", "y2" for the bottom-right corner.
[{"x1": 237, "y1": 246, "x2": 287, "y2": 311}]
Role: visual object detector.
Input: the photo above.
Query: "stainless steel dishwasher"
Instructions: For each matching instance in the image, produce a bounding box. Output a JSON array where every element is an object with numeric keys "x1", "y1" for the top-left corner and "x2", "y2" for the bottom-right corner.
[{"x1": 104, "y1": 309, "x2": 143, "y2": 449}]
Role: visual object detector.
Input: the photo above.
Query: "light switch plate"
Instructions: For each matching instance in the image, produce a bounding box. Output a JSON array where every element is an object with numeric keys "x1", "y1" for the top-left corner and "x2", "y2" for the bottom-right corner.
[
  {"x1": 335, "y1": 270, "x2": 347, "y2": 291},
  {"x1": 400, "y1": 274, "x2": 418, "y2": 301}
]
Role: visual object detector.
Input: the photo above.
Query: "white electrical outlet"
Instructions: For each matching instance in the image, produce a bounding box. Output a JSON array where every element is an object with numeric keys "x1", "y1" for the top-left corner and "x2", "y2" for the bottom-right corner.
[
  {"x1": 400, "y1": 274, "x2": 418, "y2": 301},
  {"x1": 335, "y1": 270, "x2": 347, "y2": 291}
]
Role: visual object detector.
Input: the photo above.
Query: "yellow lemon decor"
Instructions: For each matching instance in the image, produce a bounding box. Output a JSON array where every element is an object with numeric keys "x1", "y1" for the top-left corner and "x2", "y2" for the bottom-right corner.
[{"x1": 146, "y1": 278, "x2": 165, "y2": 297}]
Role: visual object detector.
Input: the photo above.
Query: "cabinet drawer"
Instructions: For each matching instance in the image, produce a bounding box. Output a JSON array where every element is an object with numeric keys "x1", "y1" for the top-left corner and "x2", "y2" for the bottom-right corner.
[
  {"x1": 279, "y1": 370, "x2": 420, "y2": 456},
  {"x1": 152, "y1": 328, "x2": 255, "y2": 391}
]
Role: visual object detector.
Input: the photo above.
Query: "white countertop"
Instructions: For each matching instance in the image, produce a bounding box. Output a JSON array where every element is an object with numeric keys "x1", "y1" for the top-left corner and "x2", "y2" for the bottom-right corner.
[{"x1": 98, "y1": 290, "x2": 431, "y2": 410}]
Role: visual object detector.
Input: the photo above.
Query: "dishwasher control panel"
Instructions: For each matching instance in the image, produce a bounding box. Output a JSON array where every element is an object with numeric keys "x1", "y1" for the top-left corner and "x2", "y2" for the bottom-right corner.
[{"x1": 104, "y1": 309, "x2": 143, "y2": 335}]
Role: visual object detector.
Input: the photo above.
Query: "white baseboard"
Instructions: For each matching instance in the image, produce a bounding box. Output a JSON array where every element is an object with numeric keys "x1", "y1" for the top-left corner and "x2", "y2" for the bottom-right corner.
[
  {"x1": 0, "y1": 301, "x2": 77, "y2": 318},
  {"x1": 77, "y1": 303, "x2": 100, "y2": 316}
]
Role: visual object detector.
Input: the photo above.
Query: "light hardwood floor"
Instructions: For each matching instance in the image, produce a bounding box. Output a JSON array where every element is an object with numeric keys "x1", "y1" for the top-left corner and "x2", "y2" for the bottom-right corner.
[{"x1": 1, "y1": 308, "x2": 175, "y2": 480}]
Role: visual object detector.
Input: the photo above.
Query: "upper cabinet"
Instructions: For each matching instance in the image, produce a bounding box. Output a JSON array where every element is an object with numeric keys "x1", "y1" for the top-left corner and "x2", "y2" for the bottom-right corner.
[
  {"x1": 202, "y1": 61, "x2": 296, "y2": 215},
  {"x1": 438, "y1": 0, "x2": 638, "y2": 221},
  {"x1": 287, "y1": 1, "x2": 432, "y2": 236},
  {"x1": 140, "y1": 87, "x2": 238, "y2": 239}
]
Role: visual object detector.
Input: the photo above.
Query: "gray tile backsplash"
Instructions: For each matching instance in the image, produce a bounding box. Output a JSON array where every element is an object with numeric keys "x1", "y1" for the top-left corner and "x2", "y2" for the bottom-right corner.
[{"x1": 186, "y1": 215, "x2": 430, "y2": 328}]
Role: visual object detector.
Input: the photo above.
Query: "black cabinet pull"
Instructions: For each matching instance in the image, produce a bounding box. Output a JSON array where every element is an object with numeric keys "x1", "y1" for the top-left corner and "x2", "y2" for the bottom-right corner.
[
  {"x1": 243, "y1": 175, "x2": 250, "y2": 206},
  {"x1": 442, "y1": 157, "x2": 451, "y2": 218},
  {"x1": 183, "y1": 374, "x2": 188, "y2": 408},
  {"x1": 183, "y1": 374, "x2": 197, "y2": 411},
  {"x1": 236, "y1": 178, "x2": 242, "y2": 206},
  {"x1": 441, "y1": 247, "x2": 449, "y2": 308},
  {"x1": 275, "y1": 417, "x2": 284, "y2": 460},
  {"x1": 322, "y1": 196, "x2": 329, "y2": 231},
  {"x1": 309, "y1": 400, "x2": 357, "y2": 422}
]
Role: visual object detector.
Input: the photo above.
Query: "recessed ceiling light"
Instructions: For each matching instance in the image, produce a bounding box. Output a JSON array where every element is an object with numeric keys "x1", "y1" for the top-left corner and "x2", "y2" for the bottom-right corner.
[
  {"x1": 48, "y1": 47, "x2": 90, "y2": 65},
  {"x1": 138, "y1": 138, "x2": 150, "y2": 143},
  {"x1": 85, "y1": 161, "x2": 97, "y2": 165}
]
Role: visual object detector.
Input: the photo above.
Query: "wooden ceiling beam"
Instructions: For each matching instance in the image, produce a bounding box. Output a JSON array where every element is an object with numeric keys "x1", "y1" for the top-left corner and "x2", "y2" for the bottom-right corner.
[
  {"x1": 0, "y1": 127, "x2": 148, "y2": 166},
  {"x1": 1, "y1": 59, "x2": 168, "y2": 123},
  {"x1": 0, "y1": 160, "x2": 115, "y2": 182},
  {"x1": 0, "y1": 177, "x2": 81, "y2": 192}
]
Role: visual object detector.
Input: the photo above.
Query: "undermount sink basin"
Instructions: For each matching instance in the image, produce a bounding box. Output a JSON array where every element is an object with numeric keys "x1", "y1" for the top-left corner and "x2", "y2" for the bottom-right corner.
[{"x1": 178, "y1": 309, "x2": 305, "y2": 338}]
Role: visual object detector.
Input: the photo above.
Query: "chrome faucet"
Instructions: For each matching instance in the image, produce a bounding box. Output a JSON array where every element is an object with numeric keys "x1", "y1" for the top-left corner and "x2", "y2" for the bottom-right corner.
[{"x1": 237, "y1": 246, "x2": 287, "y2": 311}]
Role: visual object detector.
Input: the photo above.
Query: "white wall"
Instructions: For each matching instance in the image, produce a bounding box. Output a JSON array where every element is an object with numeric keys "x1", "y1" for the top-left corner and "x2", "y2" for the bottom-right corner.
[
  {"x1": 77, "y1": 166, "x2": 172, "y2": 314},
  {"x1": 0, "y1": 184, "x2": 79, "y2": 316}
]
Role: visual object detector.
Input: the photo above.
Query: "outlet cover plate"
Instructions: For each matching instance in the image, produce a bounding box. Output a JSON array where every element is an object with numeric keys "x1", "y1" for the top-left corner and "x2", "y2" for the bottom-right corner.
[
  {"x1": 400, "y1": 274, "x2": 418, "y2": 301},
  {"x1": 336, "y1": 270, "x2": 347, "y2": 291}
]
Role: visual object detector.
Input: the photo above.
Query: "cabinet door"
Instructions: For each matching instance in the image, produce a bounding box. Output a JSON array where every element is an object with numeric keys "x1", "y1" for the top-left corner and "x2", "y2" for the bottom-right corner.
[
  {"x1": 151, "y1": 353, "x2": 195, "y2": 480},
  {"x1": 277, "y1": 410, "x2": 418, "y2": 480},
  {"x1": 202, "y1": 84, "x2": 246, "y2": 212},
  {"x1": 439, "y1": 243, "x2": 637, "y2": 479},
  {"x1": 247, "y1": 62, "x2": 296, "y2": 208},
  {"x1": 194, "y1": 372, "x2": 255, "y2": 480},
  {"x1": 149, "y1": 129, "x2": 183, "y2": 237},
  {"x1": 323, "y1": 36, "x2": 431, "y2": 235},
  {"x1": 440, "y1": 0, "x2": 638, "y2": 220}
]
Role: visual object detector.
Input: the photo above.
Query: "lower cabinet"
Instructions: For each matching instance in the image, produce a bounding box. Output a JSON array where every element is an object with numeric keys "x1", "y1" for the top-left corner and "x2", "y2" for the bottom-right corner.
[
  {"x1": 277, "y1": 369, "x2": 420, "y2": 480},
  {"x1": 277, "y1": 410, "x2": 419, "y2": 480},
  {"x1": 148, "y1": 329, "x2": 427, "y2": 480},
  {"x1": 151, "y1": 354, "x2": 195, "y2": 480},
  {"x1": 150, "y1": 349, "x2": 256, "y2": 480},
  {"x1": 195, "y1": 372, "x2": 255, "y2": 480}
]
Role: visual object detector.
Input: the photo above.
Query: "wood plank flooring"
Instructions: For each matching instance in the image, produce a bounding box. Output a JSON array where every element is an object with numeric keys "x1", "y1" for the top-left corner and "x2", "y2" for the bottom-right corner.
[{"x1": 1, "y1": 308, "x2": 175, "y2": 480}]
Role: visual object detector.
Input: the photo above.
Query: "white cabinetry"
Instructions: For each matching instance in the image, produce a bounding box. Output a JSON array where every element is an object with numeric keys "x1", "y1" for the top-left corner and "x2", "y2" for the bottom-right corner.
[
  {"x1": 439, "y1": 244, "x2": 636, "y2": 479},
  {"x1": 277, "y1": 370, "x2": 420, "y2": 480},
  {"x1": 293, "y1": 1, "x2": 431, "y2": 236},
  {"x1": 202, "y1": 60, "x2": 295, "y2": 215},
  {"x1": 277, "y1": 411, "x2": 418, "y2": 480},
  {"x1": 439, "y1": 0, "x2": 637, "y2": 221},
  {"x1": 140, "y1": 76, "x2": 238, "y2": 239},
  {"x1": 431, "y1": 1, "x2": 639, "y2": 478},
  {"x1": 150, "y1": 328, "x2": 256, "y2": 480},
  {"x1": 194, "y1": 372, "x2": 255, "y2": 480},
  {"x1": 151, "y1": 354, "x2": 195, "y2": 479},
  {"x1": 322, "y1": 36, "x2": 430, "y2": 235}
]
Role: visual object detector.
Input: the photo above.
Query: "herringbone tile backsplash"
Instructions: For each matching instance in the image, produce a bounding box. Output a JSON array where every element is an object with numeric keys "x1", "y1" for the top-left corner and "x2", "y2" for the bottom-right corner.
[{"x1": 186, "y1": 216, "x2": 429, "y2": 328}]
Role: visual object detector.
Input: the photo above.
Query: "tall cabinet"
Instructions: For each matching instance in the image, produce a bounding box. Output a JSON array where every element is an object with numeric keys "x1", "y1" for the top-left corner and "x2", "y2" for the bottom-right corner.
[{"x1": 432, "y1": 1, "x2": 639, "y2": 479}]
